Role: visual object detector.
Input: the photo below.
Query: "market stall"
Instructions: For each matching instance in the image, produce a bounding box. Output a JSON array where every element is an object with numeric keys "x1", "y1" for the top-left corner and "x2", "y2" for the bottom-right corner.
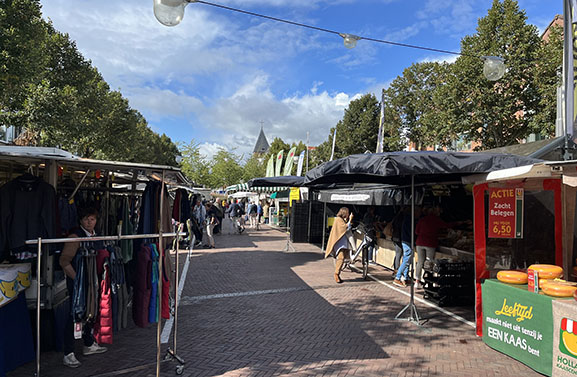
[
  {"x1": 464, "y1": 160, "x2": 577, "y2": 377},
  {"x1": 303, "y1": 151, "x2": 542, "y2": 322},
  {"x1": 0, "y1": 146, "x2": 190, "y2": 376}
]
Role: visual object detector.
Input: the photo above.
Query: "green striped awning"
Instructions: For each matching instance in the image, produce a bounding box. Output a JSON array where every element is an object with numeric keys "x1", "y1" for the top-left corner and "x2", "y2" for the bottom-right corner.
[{"x1": 225, "y1": 183, "x2": 289, "y2": 194}]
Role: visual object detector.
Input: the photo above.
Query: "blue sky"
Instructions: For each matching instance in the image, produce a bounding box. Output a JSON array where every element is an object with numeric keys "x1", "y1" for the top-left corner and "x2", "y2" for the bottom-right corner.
[{"x1": 39, "y1": 0, "x2": 560, "y2": 160}]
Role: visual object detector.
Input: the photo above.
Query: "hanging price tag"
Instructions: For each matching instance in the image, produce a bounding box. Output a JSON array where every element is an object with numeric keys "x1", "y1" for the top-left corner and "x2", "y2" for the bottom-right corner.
[{"x1": 74, "y1": 322, "x2": 82, "y2": 339}]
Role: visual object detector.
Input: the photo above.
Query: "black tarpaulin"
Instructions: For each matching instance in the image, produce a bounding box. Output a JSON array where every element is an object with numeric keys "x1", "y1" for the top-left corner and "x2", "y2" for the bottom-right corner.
[
  {"x1": 316, "y1": 187, "x2": 424, "y2": 206},
  {"x1": 304, "y1": 151, "x2": 543, "y2": 186},
  {"x1": 248, "y1": 176, "x2": 305, "y2": 187}
]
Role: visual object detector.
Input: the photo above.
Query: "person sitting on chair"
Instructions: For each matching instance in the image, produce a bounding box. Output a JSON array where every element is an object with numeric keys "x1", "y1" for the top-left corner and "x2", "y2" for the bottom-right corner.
[{"x1": 325, "y1": 207, "x2": 354, "y2": 284}]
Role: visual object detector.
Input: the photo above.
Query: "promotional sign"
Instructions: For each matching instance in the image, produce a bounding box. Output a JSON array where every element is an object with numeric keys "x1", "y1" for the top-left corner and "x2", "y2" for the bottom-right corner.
[
  {"x1": 283, "y1": 147, "x2": 297, "y2": 176},
  {"x1": 528, "y1": 270, "x2": 539, "y2": 293},
  {"x1": 488, "y1": 188, "x2": 524, "y2": 238},
  {"x1": 552, "y1": 300, "x2": 577, "y2": 376},
  {"x1": 296, "y1": 151, "x2": 305, "y2": 176},
  {"x1": 289, "y1": 187, "x2": 300, "y2": 207},
  {"x1": 275, "y1": 150, "x2": 284, "y2": 177},
  {"x1": 483, "y1": 279, "x2": 553, "y2": 376},
  {"x1": 265, "y1": 155, "x2": 275, "y2": 177}
]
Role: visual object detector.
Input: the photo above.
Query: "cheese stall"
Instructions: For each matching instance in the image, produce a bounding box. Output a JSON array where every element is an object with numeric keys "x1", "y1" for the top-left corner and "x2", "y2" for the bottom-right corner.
[{"x1": 464, "y1": 161, "x2": 577, "y2": 377}]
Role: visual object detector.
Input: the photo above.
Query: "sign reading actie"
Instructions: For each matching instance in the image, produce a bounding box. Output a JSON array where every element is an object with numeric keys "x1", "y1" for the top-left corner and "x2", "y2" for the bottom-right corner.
[{"x1": 488, "y1": 188, "x2": 524, "y2": 239}]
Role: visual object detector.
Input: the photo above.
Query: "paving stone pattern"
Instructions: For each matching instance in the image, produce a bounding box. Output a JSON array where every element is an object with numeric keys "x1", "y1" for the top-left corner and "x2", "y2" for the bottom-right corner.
[{"x1": 9, "y1": 227, "x2": 543, "y2": 377}]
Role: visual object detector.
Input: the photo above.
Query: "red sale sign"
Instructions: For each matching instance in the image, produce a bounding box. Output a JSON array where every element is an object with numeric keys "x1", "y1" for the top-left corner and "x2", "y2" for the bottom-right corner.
[{"x1": 488, "y1": 188, "x2": 524, "y2": 239}]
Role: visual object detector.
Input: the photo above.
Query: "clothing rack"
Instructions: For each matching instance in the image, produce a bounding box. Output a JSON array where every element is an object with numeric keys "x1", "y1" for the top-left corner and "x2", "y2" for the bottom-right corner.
[{"x1": 25, "y1": 230, "x2": 186, "y2": 377}]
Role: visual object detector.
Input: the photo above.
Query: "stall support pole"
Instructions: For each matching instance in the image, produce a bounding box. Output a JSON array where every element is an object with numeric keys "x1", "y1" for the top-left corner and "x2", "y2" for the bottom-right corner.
[
  {"x1": 321, "y1": 203, "x2": 327, "y2": 251},
  {"x1": 283, "y1": 198, "x2": 296, "y2": 252},
  {"x1": 36, "y1": 237, "x2": 42, "y2": 377},
  {"x1": 395, "y1": 175, "x2": 423, "y2": 327},
  {"x1": 173, "y1": 224, "x2": 183, "y2": 354},
  {"x1": 156, "y1": 172, "x2": 165, "y2": 377},
  {"x1": 307, "y1": 195, "x2": 313, "y2": 243}
]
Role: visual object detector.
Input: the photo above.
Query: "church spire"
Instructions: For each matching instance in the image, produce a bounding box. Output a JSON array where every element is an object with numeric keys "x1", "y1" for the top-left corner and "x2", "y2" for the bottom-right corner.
[{"x1": 253, "y1": 122, "x2": 270, "y2": 155}]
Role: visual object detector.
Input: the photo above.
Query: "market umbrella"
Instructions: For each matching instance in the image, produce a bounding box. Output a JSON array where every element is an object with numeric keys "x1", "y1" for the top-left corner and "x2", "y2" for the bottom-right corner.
[{"x1": 304, "y1": 151, "x2": 543, "y2": 325}]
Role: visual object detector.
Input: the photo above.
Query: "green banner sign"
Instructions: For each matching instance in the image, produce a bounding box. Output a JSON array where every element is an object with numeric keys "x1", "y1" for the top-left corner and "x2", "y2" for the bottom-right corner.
[{"x1": 483, "y1": 279, "x2": 554, "y2": 376}]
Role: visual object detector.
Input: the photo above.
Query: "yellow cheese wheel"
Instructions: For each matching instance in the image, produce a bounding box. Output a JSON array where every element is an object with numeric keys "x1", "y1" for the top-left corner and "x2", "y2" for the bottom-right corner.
[
  {"x1": 538, "y1": 279, "x2": 551, "y2": 289},
  {"x1": 541, "y1": 281, "x2": 577, "y2": 297},
  {"x1": 528, "y1": 264, "x2": 563, "y2": 279},
  {"x1": 497, "y1": 270, "x2": 528, "y2": 284}
]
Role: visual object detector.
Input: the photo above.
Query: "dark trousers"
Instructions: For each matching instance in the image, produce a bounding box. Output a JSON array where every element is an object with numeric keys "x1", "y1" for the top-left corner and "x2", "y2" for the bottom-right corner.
[{"x1": 63, "y1": 277, "x2": 95, "y2": 354}]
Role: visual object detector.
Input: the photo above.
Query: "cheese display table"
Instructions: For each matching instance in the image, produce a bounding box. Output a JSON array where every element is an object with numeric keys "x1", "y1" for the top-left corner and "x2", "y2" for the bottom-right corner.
[{"x1": 482, "y1": 279, "x2": 577, "y2": 377}]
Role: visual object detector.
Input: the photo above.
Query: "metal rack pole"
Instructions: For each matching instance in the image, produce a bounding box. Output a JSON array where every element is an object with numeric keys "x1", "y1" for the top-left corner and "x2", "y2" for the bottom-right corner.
[
  {"x1": 36, "y1": 237, "x2": 42, "y2": 377},
  {"x1": 25, "y1": 231, "x2": 186, "y2": 377},
  {"x1": 156, "y1": 174, "x2": 165, "y2": 377}
]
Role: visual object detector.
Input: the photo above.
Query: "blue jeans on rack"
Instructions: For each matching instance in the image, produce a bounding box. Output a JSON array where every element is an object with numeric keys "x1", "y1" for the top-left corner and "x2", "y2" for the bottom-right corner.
[{"x1": 395, "y1": 242, "x2": 413, "y2": 281}]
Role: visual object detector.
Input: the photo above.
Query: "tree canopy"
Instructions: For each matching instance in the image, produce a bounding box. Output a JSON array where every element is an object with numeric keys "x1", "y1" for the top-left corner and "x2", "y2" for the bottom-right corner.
[{"x1": 0, "y1": 0, "x2": 180, "y2": 165}]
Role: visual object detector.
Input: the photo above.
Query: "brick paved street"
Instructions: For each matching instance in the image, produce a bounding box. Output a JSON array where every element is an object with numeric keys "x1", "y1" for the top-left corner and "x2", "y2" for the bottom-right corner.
[{"x1": 9, "y1": 227, "x2": 543, "y2": 377}]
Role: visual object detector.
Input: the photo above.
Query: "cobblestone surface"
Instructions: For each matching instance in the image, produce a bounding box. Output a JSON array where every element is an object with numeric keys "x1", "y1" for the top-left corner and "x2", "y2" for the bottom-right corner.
[{"x1": 9, "y1": 227, "x2": 542, "y2": 377}]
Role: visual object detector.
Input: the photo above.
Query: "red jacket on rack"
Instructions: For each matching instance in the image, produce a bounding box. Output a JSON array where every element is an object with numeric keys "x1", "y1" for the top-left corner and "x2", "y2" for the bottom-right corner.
[{"x1": 94, "y1": 263, "x2": 113, "y2": 344}]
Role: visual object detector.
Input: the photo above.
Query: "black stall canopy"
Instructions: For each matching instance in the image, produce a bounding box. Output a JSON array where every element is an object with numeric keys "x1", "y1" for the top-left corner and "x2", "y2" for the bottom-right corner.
[
  {"x1": 303, "y1": 151, "x2": 543, "y2": 186},
  {"x1": 248, "y1": 175, "x2": 305, "y2": 188},
  {"x1": 315, "y1": 185, "x2": 424, "y2": 206}
]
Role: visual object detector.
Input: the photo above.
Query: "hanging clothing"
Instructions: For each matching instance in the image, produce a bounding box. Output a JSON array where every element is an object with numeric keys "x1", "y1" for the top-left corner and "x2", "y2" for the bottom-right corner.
[
  {"x1": 0, "y1": 173, "x2": 56, "y2": 262},
  {"x1": 132, "y1": 244, "x2": 152, "y2": 328},
  {"x1": 148, "y1": 244, "x2": 159, "y2": 324},
  {"x1": 94, "y1": 262, "x2": 113, "y2": 345}
]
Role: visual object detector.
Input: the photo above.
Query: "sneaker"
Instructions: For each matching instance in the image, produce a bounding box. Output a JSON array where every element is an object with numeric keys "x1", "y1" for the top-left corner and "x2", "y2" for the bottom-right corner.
[
  {"x1": 83, "y1": 342, "x2": 108, "y2": 356},
  {"x1": 63, "y1": 352, "x2": 81, "y2": 368},
  {"x1": 393, "y1": 279, "x2": 407, "y2": 288},
  {"x1": 415, "y1": 280, "x2": 424, "y2": 289}
]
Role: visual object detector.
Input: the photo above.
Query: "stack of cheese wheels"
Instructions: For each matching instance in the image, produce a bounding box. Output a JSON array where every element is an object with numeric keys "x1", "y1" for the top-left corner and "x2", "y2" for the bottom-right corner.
[
  {"x1": 496, "y1": 270, "x2": 528, "y2": 284},
  {"x1": 528, "y1": 264, "x2": 563, "y2": 279},
  {"x1": 541, "y1": 280, "x2": 577, "y2": 297}
]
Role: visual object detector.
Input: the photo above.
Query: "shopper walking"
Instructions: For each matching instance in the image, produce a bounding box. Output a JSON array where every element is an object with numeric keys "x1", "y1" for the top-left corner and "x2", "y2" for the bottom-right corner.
[
  {"x1": 204, "y1": 202, "x2": 218, "y2": 248},
  {"x1": 393, "y1": 206, "x2": 421, "y2": 288},
  {"x1": 247, "y1": 201, "x2": 258, "y2": 228},
  {"x1": 59, "y1": 207, "x2": 108, "y2": 368},
  {"x1": 325, "y1": 207, "x2": 354, "y2": 284}
]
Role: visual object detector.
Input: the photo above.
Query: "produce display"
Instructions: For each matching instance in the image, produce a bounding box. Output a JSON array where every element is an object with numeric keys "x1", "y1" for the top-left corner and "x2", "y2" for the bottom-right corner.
[
  {"x1": 527, "y1": 264, "x2": 563, "y2": 280},
  {"x1": 496, "y1": 270, "x2": 528, "y2": 284},
  {"x1": 541, "y1": 280, "x2": 577, "y2": 297}
]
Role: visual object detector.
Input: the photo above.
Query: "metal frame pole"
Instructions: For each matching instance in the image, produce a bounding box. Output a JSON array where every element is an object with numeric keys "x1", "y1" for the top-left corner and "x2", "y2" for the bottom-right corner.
[
  {"x1": 395, "y1": 175, "x2": 422, "y2": 326},
  {"x1": 156, "y1": 172, "x2": 165, "y2": 377},
  {"x1": 321, "y1": 202, "x2": 327, "y2": 251},
  {"x1": 36, "y1": 237, "x2": 42, "y2": 377}
]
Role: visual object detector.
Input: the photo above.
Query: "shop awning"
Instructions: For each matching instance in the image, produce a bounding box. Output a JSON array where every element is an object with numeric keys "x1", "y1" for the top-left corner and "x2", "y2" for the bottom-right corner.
[
  {"x1": 315, "y1": 186, "x2": 424, "y2": 206},
  {"x1": 304, "y1": 151, "x2": 543, "y2": 186},
  {"x1": 248, "y1": 176, "x2": 305, "y2": 188},
  {"x1": 224, "y1": 183, "x2": 289, "y2": 194}
]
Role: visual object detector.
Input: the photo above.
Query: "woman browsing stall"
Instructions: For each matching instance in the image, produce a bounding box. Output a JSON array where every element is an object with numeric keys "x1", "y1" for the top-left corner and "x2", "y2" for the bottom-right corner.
[
  {"x1": 59, "y1": 207, "x2": 108, "y2": 368},
  {"x1": 325, "y1": 207, "x2": 354, "y2": 284}
]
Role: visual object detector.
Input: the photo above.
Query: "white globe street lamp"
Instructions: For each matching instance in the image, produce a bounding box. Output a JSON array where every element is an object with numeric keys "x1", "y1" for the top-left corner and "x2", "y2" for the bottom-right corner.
[
  {"x1": 481, "y1": 56, "x2": 506, "y2": 81},
  {"x1": 153, "y1": 0, "x2": 190, "y2": 27}
]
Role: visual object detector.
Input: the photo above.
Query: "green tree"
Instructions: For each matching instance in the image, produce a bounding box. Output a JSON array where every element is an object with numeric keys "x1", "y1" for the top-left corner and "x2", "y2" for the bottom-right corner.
[
  {"x1": 446, "y1": 0, "x2": 541, "y2": 149},
  {"x1": 208, "y1": 149, "x2": 243, "y2": 188},
  {"x1": 242, "y1": 154, "x2": 266, "y2": 181},
  {"x1": 0, "y1": 0, "x2": 49, "y2": 129},
  {"x1": 179, "y1": 140, "x2": 210, "y2": 185},
  {"x1": 387, "y1": 62, "x2": 454, "y2": 149}
]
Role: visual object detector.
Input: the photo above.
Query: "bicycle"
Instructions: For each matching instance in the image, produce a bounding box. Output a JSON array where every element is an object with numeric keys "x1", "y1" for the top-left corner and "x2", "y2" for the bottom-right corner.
[{"x1": 340, "y1": 224, "x2": 376, "y2": 280}]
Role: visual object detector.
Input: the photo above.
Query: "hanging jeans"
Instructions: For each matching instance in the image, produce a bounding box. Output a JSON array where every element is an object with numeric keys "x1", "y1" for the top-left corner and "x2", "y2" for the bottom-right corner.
[
  {"x1": 64, "y1": 277, "x2": 96, "y2": 355},
  {"x1": 395, "y1": 242, "x2": 413, "y2": 281}
]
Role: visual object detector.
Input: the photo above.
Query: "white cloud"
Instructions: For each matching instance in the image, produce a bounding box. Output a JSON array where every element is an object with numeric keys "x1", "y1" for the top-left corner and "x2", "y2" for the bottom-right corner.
[
  {"x1": 198, "y1": 142, "x2": 225, "y2": 161},
  {"x1": 418, "y1": 54, "x2": 459, "y2": 64}
]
